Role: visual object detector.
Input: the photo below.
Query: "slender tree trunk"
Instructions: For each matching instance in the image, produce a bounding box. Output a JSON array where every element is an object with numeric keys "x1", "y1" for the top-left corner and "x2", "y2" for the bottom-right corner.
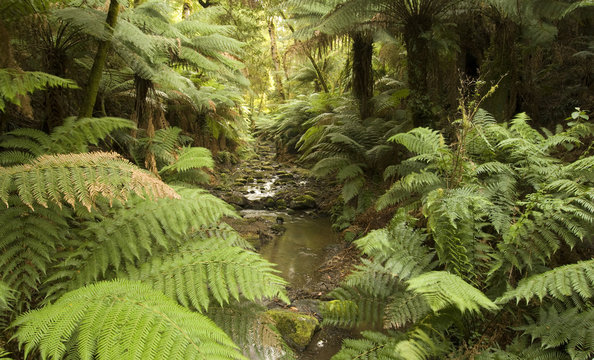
[
  {"x1": 267, "y1": 18, "x2": 285, "y2": 100},
  {"x1": 79, "y1": 0, "x2": 119, "y2": 118},
  {"x1": 279, "y1": 11, "x2": 329, "y2": 93},
  {"x1": 352, "y1": 32, "x2": 373, "y2": 120},
  {"x1": 306, "y1": 53, "x2": 329, "y2": 93}
]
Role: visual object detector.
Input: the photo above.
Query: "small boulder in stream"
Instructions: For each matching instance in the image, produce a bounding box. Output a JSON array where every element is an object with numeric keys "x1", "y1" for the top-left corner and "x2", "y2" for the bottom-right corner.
[
  {"x1": 289, "y1": 194, "x2": 317, "y2": 210},
  {"x1": 266, "y1": 309, "x2": 319, "y2": 351}
]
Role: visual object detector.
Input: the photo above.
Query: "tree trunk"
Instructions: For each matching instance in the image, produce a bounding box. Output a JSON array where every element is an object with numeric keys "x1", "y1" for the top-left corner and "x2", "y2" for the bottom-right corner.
[
  {"x1": 79, "y1": 0, "x2": 119, "y2": 118},
  {"x1": 267, "y1": 18, "x2": 285, "y2": 100},
  {"x1": 403, "y1": 18, "x2": 435, "y2": 128},
  {"x1": 352, "y1": 32, "x2": 373, "y2": 120},
  {"x1": 279, "y1": 11, "x2": 329, "y2": 93},
  {"x1": 0, "y1": 21, "x2": 34, "y2": 123},
  {"x1": 183, "y1": 2, "x2": 191, "y2": 19}
]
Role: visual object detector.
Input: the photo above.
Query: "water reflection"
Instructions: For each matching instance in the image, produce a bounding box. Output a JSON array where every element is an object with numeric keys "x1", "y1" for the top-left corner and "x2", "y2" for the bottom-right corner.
[{"x1": 259, "y1": 217, "x2": 339, "y2": 293}]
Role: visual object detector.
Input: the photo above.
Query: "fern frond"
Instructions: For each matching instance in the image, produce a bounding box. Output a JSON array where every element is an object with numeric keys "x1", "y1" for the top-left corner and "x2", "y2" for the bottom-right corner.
[
  {"x1": 127, "y1": 241, "x2": 289, "y2": 311},
  {"x1": 407, "y1": 271, "x2": 499, "y2": 314},
  {"x1": 44, "y1": 188, "x2": 237, "y2": 300},
  {"x1": 496, "y1": 260, "x2": 594, "y2": 304},
  {"x1": 49, "y1": 117, "x2": 136, "y2": 154},
  {"x1": 384, "y1": 291, "x2": 431, "y2": 330},
  {"x1": 0, "y1": 117, "x2": 135, "y2": 164},
  {"x1": 331, "y1": 330, "x2": 403, "y2": 360},
  {"x1": 388, "y1": 128, "x2": 447, "y2": 156},
  {"x1": 13, "y1": 280, "x2": 247, "y2": 360},
  {"x1": 0, "y1": 152, "x2": 178, "y2": 210},
  {"x1": 376, "y1": 171, "x2": 443, "y2": 210},
  {"x1": 160, "y1": 147, "x2": 214, "y2": 174},
  {"x1": 518, "y1": 306, "x2": 594, "y2": 360},
  {"x1": 322, "y1": 286, "x2": 390, "y2": 328},
  {"x1": 0, "y1": 69, "x2": 77, "y2": 112},
  {"x1": 0, "y1": 202, "x2": 69, "y2": 306}
]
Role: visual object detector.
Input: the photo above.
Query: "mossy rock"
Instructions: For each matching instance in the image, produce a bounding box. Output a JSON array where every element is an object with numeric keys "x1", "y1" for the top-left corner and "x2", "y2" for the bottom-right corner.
[
  {"x1": 267, "y1": 309, "x2": 319, "y2": 351},
  {"x1": 275, "y1": 198, "x2": 287, "y2": 209},
  {"x1": 290, "y1": 195, "x2": 317, "y2": 210}
]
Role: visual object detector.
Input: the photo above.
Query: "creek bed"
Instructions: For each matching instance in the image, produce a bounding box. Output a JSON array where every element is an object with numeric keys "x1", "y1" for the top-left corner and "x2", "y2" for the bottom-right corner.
[{"x1": 240, "y1": 210, "x2": 346, "y2": 359}]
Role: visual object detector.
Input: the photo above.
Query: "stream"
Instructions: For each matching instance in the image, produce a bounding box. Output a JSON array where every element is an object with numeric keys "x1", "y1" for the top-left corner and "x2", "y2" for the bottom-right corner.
[
  {"x1": 241, "y1": 210, "x2": 346, "y2": 360},
  {"x1": 214, "y1": 142, "x2": 352, "y2": 359}
]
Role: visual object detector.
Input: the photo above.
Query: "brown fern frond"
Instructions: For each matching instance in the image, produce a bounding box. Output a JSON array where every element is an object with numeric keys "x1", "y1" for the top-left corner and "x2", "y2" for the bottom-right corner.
[{"x1": 0, "y1": 152, "x2": 178, "y2": 210}]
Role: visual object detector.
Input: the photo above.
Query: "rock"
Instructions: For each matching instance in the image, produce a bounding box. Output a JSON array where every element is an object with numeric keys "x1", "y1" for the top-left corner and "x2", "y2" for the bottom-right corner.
[
  {"x1": 275, "y1": 199, "x2": 287, "y2": 210},
  {"x1": 266, "y1": 309, "x2": 319, "y2": 351},
  {"x1": 223, "y1": 192, "x2": 248, "y2": 207},
  {"x1": 290, "y1": 195, "x2": 317, "y2": 210}
]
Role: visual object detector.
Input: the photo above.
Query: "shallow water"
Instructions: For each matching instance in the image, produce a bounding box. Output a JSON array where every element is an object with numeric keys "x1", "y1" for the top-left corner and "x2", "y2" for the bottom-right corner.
[{"x1": 259, "y1": 216, "x2": 340, "y2": 290}]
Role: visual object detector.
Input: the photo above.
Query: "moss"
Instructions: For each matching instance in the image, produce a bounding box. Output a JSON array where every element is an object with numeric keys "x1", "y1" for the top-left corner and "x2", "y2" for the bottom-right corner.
[
  {"x1": 290, "y1": 195, "x2": 316, "y2": 210},
  {"x1": 266, "y1": 309, "x2": 319, "y2": 351}
]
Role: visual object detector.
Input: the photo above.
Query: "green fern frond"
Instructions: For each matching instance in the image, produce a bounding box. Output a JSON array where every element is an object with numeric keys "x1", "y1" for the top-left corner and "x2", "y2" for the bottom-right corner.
[
  {"x1": 50, "y1": 117, "x2": 136, "y2": 153},
  {"x1": 388, "y1": 128, "x2": 447, "y2": 156},
  {"x1": 0, "y1": 69, "x2": 77, "y2": 112},
  {"x1": 13, "y1": 280, "x2": 247, "y2": 360},
  {"x1": 160, "y1": 147, "x2": 214, "y2": 174},
  {"x1": 0, "y1": 202, "x2": 69, "y2": 306},
  {"x1": 0, "y1": 117, "x2": 135, "y2": 164},
  {"x1": 331, "y1": 330, "x2": 404, "y2": 360},
  {"x1": 384, "y1": 291, "x2": 431, "y2": 330},
  {"x1": 127, "y1": 242, "x2": 289, "y2": 310},
  {"x1": 0, "y1": 152, "x2": 178, "y2": 210},
  {"x1": 322, "y1": 286, "x2": 390, "y2": 328},
  {"x1": 376, "y1": 171, "x2": 444, "y2": 210},
  {"x1": 496, "y1": 260, "x2": 594, "y2": 304},
  {"x1": 0, "y1": 282, "x2": 14, "y2": 312},
  {"x1": 44, "y1": 188, "x2": 237, "y2": 300},
  {"x1": 407, "y1": 271, "x2": 499, "y2": 314},
  {"x1": 517, "y1": 306, "x2": 594, "y2": 360},
  {"x1": 51, "y1": 7, "x2": 113, "y2": 40}
]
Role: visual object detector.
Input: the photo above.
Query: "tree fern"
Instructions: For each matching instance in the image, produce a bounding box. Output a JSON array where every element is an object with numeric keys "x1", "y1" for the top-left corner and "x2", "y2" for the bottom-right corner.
[
  {"x1": 0, "y1": 117, "x2": 136, "y2": 165},
  {"x1": 13, "y1": 280, "x2": 247, "y2": 360},
  {"x1": 43, "y1": 187, "x2": 237, "y2": 300},
  {"x1": 0, "y1": 152, "x2": 178, "y2": 210}
]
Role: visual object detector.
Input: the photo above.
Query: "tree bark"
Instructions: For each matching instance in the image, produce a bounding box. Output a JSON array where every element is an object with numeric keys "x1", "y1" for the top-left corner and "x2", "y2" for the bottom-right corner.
[
  {"x1": 79, "y1": 0, "x2": 119, "y2": 118},
  {"x1": 352, "y1": 32, "x2": 374, "y2": 120},
  {"x1": 183, "y1": 2, "x2": 192, "y2": 19},
  {"x1": 267, "y1": 18, "x2": 286, "y2": 100},
  {"x1": 0, "y1": 21, "x2": 34, "y2": 122},
  {"x1": 403, "y1": 17, "x2": 435, "y2": 128}
]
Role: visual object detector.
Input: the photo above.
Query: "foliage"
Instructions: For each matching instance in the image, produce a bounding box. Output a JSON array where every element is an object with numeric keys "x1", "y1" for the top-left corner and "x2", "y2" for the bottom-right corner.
[
  {"x1": 13, "y1": 280, "x2": 246, "y2": 360},
  {"x1": 0, "y1": 148, "x2": 288, "y2": 358},
  {"x1": 325, "y1": 108, "x2": 594, "y2": 358},
  {"x1": 0, "y1": 69, "x2": 77, "y2": 113},
  {"x1": 0, "y1": 117, "x2": 135, "y2": 165}
]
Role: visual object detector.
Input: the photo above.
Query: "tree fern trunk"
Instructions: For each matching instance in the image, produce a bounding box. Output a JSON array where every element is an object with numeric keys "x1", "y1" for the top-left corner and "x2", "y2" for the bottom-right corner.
[
  {"x1": 78, "y1": 0, "x2": 119, "y2": 119},
  {"x1": 268, "y1": 18, "x2": 286, "y2": 100},
  {"x1": 352, "y1": 32, "x2": 373, "y2": 120},
  {"x1": 404, "y1": 18, "x2": 434, "y2": 128}
]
